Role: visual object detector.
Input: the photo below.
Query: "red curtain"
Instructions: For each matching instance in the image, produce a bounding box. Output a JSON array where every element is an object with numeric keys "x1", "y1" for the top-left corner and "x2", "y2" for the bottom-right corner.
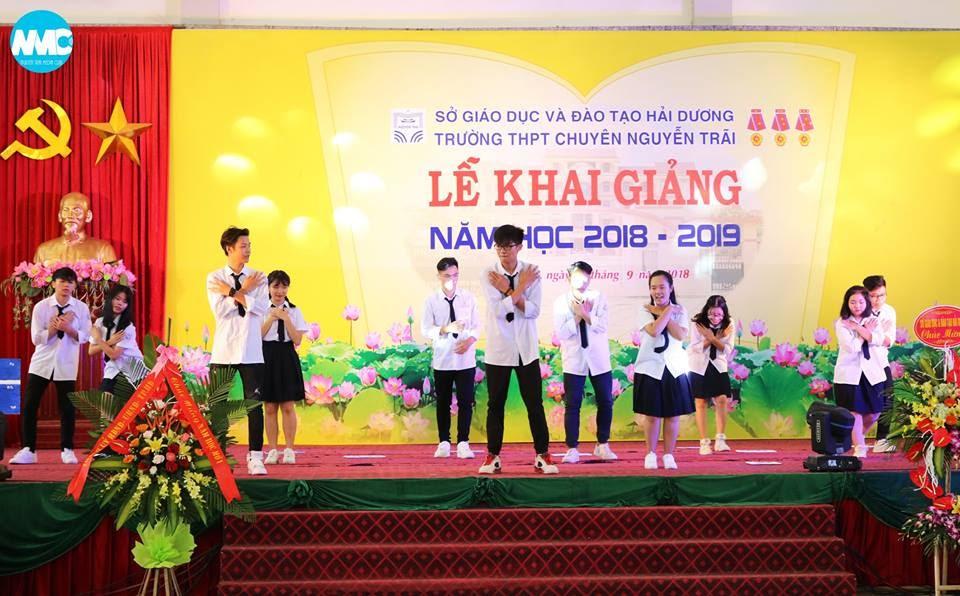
[{"x1": 0, "y1": 27, "x2": 170, "y2": 447}]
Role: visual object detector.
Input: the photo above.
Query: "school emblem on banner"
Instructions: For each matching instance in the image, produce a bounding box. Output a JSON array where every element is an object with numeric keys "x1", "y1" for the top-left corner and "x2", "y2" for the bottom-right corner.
[{"x1": 392, "y1": 109, "x2": 425, "y2": 144}]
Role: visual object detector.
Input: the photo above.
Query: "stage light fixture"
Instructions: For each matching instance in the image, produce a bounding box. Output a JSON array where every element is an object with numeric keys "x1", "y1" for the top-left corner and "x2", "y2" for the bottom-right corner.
[{"x1": 803, "y1": 401, "x2": 862, "y2": 472}]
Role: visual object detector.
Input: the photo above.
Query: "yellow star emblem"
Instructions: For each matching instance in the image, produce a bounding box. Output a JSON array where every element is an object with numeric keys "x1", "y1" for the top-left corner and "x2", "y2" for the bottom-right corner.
[{"x1": 82, "y1": 98, "x2": 152, "y2": 165}]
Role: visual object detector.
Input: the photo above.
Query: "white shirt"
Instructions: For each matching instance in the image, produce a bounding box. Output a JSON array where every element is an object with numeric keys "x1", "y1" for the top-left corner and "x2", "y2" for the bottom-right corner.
[
  {"x1": 482, "y1": 260, "x2": 541, "y2": 367},
  {"x1": 422, "y1": 289, "x2": 480, "y2": 371},
  {"x1": 833, "y1": 317, "x2": 888, "y2": 386},
  {"x1": 553, "y1": 290, "x2": 611, "y2": 376},
  {"x1": 261, "y1": 302, "x2": 308, "y2": 343},
  {"x1": 687, "y1": 322, "x2": 734, "y2": 375},
  {"x1": 93, "y1": 317, "x2": 145, "y2": 380},
  {"x1": 28, "y1": 295, "x2": 91, "y2": 381},
  {"x1": 207, "y1": 265, "x2": 269, "y2": 365},
  {"x1": 634, "y1": 304, "x2": 690, "y2": 380},
  {"x1": 870, "y1": 303, "x2": 897, "y2": 366}
]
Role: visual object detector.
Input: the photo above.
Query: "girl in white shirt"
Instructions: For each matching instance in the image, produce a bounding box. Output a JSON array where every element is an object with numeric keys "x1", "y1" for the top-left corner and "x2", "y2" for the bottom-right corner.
[
  {"x1": 688, "y1": 295, "x2": 735, "y2": 455},
  {"x1": 260, "y1": 270, "x2": 308, "y2": 465},
  {"x1": 89, "y1": 285, "x2": 144, "y2": 393},
  {"x1": 833, "y1": 285, "x2": 887, "y2": 458},
  {"x1": 633, "y1": 270, "x2": 694, "y2": 470}
]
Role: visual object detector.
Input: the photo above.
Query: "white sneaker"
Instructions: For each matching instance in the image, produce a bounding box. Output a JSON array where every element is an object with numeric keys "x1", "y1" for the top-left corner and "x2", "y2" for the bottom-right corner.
[
  {"x1": 853, "y1": 445, "x2": 868, "y2": 459},
  {"x1": 662, "y1": 453, "x2": 678, "y2": 469},
  {"x1": 699, "y1": 439, "x2": 713, "y2": 455},
  {"x1": 644, "y1": 452, "x2": 658, "y2": 470},
  {"x1": 434, "y1": 441, "x2": 451, "y2": 458},
  {"x1": 9, "y1": 447, "x2": 37, "y2": 464},
  {"x1": 593, "y1": 443, "x2": 618, "y2": 461},
  {"x1": 562, "y1": 448, "x2": 580, "y2": 464},
  {"x1": 534, "y1": 453, "x2": 559, "y2": 474},
  {"x1": 247, "y1": 451, "x2": 268, "y2": 475},
  {"x1": 714, "y1": 434, "x2": 731, "y2": 452},
  {"x1": 282, "y1": 448, "x2": 296, "y2": 464},
  {"x1": 61, "y1": 448, "x2": 78, "y2": 464},
  {"x1": 456, "y1": 442, "x2": 475, "y2": 459},
  {"x1": 263, "y1": 449, "x2": 279, "y2": 465},
  {"x1": 478, "y1": 454, "x2": 501, "y2": 474},
  {"x1": 873, "y1": 438, "x2": 896, "y2": 453}
]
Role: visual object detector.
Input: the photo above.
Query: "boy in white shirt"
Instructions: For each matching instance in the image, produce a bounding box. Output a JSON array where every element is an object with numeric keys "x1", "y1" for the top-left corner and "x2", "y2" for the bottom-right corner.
[
  {"x1": 10, "y1": 267, "x2": 91, "y2": 465},
  {"x1": 553, "y1": 261, "x2": 617, "y2": 463},
  {"x1": 206, "y1": 226, "x2": 270, "y2": 475},
  {"x1": 479, "y1": 225, "x2": 558, "y2": 475},
  {"x1": 864, "y1": 275, "x2": 897, "y2": 453},
  {"x1": 421, "y1": 257, "x2": 480, "y2": 459}
]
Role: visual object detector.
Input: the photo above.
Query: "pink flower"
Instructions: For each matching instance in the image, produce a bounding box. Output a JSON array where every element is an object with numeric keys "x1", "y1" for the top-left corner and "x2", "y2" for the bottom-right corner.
[
  {"x1": 726, "y1": 348, "x2": 739, "y2": 367},
  {"x1": 551, "y1": 332, "x2": 561, "y2": 347},
  {"x1": 124, "y1": 271, "x2": 137, "y2": 284},
  {"x1": 305, "y1": 323, "x2": 321, "y2": 342},
  {"x1": 358, "y1": 366, "x2": 378, "y2": 387},
  {"x1": 736, "y1": 319, "x2": 743, "y2": 338},
  {"x1": 896, "y1": 327, "x2": 909, "y2": 345},
  {"x1": 474, "y1": 368, "x2": 485, "y2": 384},
  {"x1": 809, "y1": 378, "x2": 832, "y2": 396},
  {"x1": 631, "y1": 329, "x2": 644, "y2": 347},
  {"x1": 547, "y1": 381, "x2": 565, "y2": 401},
  {"x1": 547, "y1": 404, "x2": 566, "y2": 431},
  {"x1": 304, "y1": 375, "x2": 338, "y2": 405},
  {"x1": 368, "y1": 412, "x2": 395, "y2": 434},
  {"x1": 813, "y1": 327, "x2": 831, "y2": 346},
  {"x1": 383, "y1": 377, "x2": 405, "y2": 396},
  {"x1": 750, "y1": 319, "x2": 767, "y2": 338},
  {"x1": 406, "y1": 306, "x2": 415, "y2": 323},
  {"x1": 450, "y1": 394, "x2": 459, "y2": 416},
  {"x1": 201, "y1": 325, "x2": 210, "y2": 344},
  {"x1": 13, "y1": 261, "x2": 29, "y2": 275},
  {"x1": 611, "y1": 379, "x2": 624, "y2": 397},
  {"x1": 337, "y1": 381, "x2": 357, "y2": 400},
  {"x1": 387, "y1": 323, "x2": 413, "y2": 344},
  {"x1": 401, "y1": 387, "x2": 421, "y2": 409},
  {"x1": 540, "y1": 362, "x2": 553, "y2": 380},
  {"x1": 772, "y1": 342, "x2": 801, "y2": 367},
  {"x1": 890, "y1": 361, "x2": 906, "y2": 380},
  {"x1": 625, "y1": 364, "x2": 635, "y2": 380},
  {"x1": 731, "y1": 363, "x2": 750, "y2": 381},
  {"x1": 422, "y1": 377, "x2": 431, "y2": 394},
  {"x1": 342, "y1": 305, "x2": 361, "y2": 321},
  {"x1": 365, "y1": 332, "x2": 382, "y2": 350},
  {"x1": 402, "y1": 324, "x2": 413, "y2": 342},
  {"x1": 180, "y1": 347, "x2": 211, "y2": 383},
  {"x1": 797, "y1": 360, "x2": 816, "y2": 377}
]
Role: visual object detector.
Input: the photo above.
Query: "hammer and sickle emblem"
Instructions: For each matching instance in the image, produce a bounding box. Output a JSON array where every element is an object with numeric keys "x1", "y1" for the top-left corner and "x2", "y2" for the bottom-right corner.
[{"x1": 1, "y1": 99, "x2": 72, "y2": 160}]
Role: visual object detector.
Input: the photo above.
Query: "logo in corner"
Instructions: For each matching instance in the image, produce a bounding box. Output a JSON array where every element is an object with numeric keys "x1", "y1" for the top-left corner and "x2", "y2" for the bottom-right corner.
[
  {"x1": 10, "y1": 10, "x2": 73, "y2": 74},
  {"x1": 392, "y1": 110, "x2": 424, "y2": 144}
]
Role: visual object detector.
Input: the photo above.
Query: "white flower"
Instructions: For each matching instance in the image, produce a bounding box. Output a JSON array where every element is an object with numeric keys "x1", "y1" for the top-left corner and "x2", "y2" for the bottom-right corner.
[
  {"x1": 152, "y1": 454, "x2": 164, "y2": 465},
  {"x1": 149, "y1": 465, "x2": 158, "y2": 475},
  {"x1": 143, "y1": 430, "x2": 153, "y2": 439}
]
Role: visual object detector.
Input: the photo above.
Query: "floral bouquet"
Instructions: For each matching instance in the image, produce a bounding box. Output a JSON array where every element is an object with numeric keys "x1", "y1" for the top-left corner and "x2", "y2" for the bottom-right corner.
[{"x1": 2, "y1": 258, "x2": 136, "y2": 328}]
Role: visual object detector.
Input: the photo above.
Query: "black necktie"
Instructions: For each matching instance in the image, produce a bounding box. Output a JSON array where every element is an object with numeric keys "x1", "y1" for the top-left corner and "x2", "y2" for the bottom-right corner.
[
  {"x1": 445, "y1": 297, "x2": 458, "y2": 338},
  {"x1": 103, "y1": 317, "x2": 115, "y2": 362},
  {"x1": 861, "y1": 336, "x2": 871, "y2": 360},
  {"x1": 55, "y1": 304, "x2": 68, "y2": 339},
  {"x1": 654, "y1": 311, "x2": 670, "y2": 354},
  {"x1": 230, "y1": 273, "x2": 246, "y2": 317},
  {"x1": 709, "y1": 326, "x2": 720, "y2": 360},
  {"x1": 579, "y1": 317, "x2": 588, "y2": 349},
  {"x1": 271, "y1": 305, "x2": 285, "y2": 342},
  {"x1": 505, "y1": 274, "x2": 517, "y2": 322}
]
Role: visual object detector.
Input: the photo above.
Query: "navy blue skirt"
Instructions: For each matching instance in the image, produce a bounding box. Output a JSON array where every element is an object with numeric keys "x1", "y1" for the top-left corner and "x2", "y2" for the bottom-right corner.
[
  {"x1": 633, "y1": 369, "x2": 695, "y2": 418},
  {"x1": 261, "y1": 340, "x2": 306, "y2": 403},
  {"x1": 834, "y1": 373, "x2": 885, "y2": 415},
  {"x1": 690, "y1": 362, "x2": 732, "y2": 400}
]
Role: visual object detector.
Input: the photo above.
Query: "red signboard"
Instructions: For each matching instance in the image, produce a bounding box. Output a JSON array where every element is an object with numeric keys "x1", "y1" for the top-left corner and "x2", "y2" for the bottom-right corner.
[{"x1": 914, "y1": 305, "x2": 960, "y2": 349}]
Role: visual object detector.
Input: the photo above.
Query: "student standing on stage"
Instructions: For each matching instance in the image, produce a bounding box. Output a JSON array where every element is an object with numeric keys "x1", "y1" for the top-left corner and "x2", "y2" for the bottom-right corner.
[
  {"x1": 633, "y1": 270, "x2": 694, "y2": 470},
  {"x1": 864, "y1": 275, "x2": 897, "y2": 453},
  {"x1": 688, "y1": 295, "x2": 735, "y2": 455},
  {"x1": 479, "y1": 224, "x2": 558, "y2": 475},
  {"x1": 553, "y1": 261, "x2": 617, "y2": 463},
  {"x1": 10, "y1": 267, "x2": 91, "y2": 465},
  {"x1": 421, "y1": 257, "x2": 480, "y2": 459},
  {"x1": 833, "y1": 285, "x2": 887, "y2": 458},
  {"x1": 260, "y1": 270, "x2": 308, "y2": 466},
  {"x1": 89, "y1": 285, "x2": 144, "y2": 393},
  {"x1": 206, "y1": 226, "x2": 270, "y2": 475}
]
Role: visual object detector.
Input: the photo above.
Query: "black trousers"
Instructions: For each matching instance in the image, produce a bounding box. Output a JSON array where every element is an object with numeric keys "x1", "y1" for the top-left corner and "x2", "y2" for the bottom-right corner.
[
  {"x1": 211, "y1": 363, "x2": 265, "y2": 451},
  {"x1": 874, "y1": 366, "x2": 895, "y2": 440},
  {"x1": 485, "y1": 358, "x2": 549, "y2": 455},
  {"x1": 22, "y1": 373, "x2": 76, "y2": 451},
  {"x1": 434, "y1": 367, "x2": 475, "y2": 444}
]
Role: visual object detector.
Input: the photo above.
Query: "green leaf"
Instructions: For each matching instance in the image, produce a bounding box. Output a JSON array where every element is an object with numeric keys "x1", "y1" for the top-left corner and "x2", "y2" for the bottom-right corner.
[
  {"x1": 758, "y1": 337, "x2": 772, "y2": 351},
  {"x1": 132, "y1": 521, "x2": 196, "y2": 569},
  {"x1": 309, "y1": 342, "x2": 354, "y2": 361},
  {"x1": 342, "y1": 388, "x2": 394, "y2": 428},
  {"x1": 374, "y1": 355, "x2": 407, "y2": 380}
]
